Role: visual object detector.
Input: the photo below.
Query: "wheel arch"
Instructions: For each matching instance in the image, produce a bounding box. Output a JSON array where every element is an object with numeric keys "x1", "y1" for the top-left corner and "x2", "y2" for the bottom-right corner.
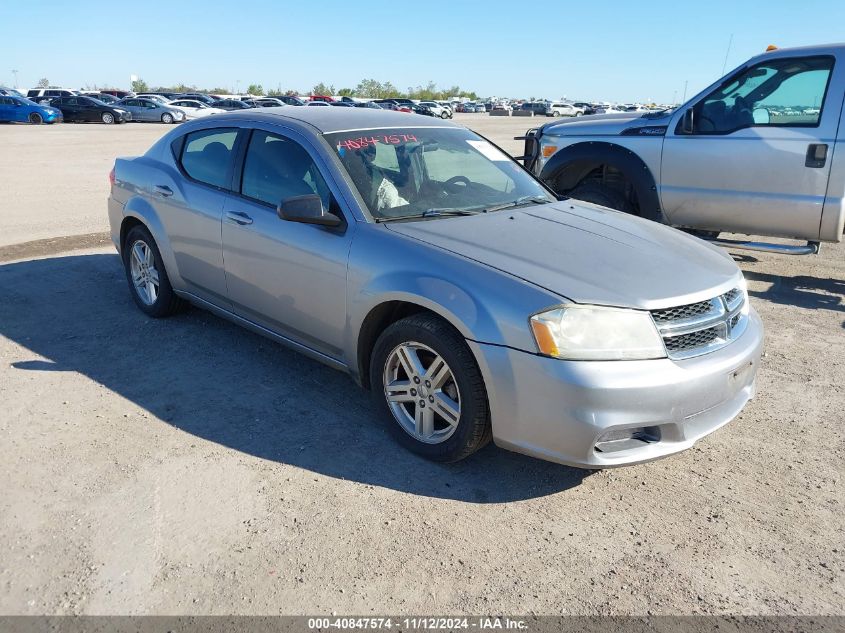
[
  {"x1": 539, "y1": 141, "x2": 663, "y2": 222},
  {"x1": 119, "y1": 199, "x2": 183, "y2": 288}
]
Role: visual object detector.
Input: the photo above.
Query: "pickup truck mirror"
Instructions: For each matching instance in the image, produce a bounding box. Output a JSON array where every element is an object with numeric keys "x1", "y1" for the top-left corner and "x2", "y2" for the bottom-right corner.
[
  {"x1": 277, "y1": 194, "x2": 342, "y2": 227},
  {"x1": 681, "y1": 109, "x2": 695, "y2": 134},
  {"x1": 752, "y1": 108, "x2": 770, "y2": 125}
]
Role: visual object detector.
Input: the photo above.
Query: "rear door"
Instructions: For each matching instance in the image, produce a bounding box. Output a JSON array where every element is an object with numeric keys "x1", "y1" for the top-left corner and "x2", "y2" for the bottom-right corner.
[
  {"x1": 220, "y1": 127, "x2": 352, "y2": 359},
  {"x1": 156, "y1": 126, "x2": 244, "y2": 307},
  {"x1": 661, "y1": 53, "x2": 845, "y2": 240}
]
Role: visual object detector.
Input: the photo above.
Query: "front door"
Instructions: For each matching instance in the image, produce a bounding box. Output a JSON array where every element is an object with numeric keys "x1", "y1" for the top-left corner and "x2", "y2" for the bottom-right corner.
[
  {"x1": 661, "y1": 53, "x2": 843, "y2": 240},
  {"x1": 221, "y1": 128, "x2": 352, "y2": 360}
]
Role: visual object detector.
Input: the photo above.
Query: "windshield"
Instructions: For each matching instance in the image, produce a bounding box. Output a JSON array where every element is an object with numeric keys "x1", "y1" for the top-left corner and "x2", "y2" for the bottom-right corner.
[{"x1": 325, "y1": 127, "x2": 555, "y2": 221}]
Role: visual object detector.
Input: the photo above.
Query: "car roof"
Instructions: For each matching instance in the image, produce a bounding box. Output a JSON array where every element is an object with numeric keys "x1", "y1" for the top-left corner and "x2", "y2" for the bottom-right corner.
[{"x1": 201, "y1": 107, "x2": 460, "y2": 133}]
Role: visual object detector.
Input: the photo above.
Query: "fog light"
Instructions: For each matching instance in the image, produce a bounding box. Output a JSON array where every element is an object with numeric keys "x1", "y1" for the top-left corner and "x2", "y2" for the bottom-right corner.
[{"x1": 595, "y1": 426, "x2": 660, "y2": 453}]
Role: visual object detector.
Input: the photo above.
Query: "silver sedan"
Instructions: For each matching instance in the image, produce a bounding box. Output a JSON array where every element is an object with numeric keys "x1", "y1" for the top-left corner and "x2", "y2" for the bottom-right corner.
[
  {"x1": 107, "y1": 108, "x2": 763, "y2": 468},
  {"x1": 113, "y1": 97, "x2": 185, "y2": 123}
]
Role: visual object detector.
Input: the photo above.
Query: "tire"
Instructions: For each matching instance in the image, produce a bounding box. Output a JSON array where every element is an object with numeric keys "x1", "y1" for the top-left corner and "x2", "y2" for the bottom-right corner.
[
  {"x1": 568, "y1": 182, "x2": 635, "y2": 215},
  {"x1": 440, "y1": 111, "x2": 449, "y2": 119},
  {"x1": 575, "y1": 112, "x2": 582, "y2": 117},
  {"x1": 122, "y1": 225, "x2": 185, "y2": 318},
  {"x1": 682, "y1": 228, "x2": 721, "y2": 240},
  {"x1": 161, "y1": 113, "x2": 174, "y2": 124},
  {"x1": 370, "y1": 314, "x2": 492, "y2": 462},
  {"x1": 102, "y1": 112, "x2": 114, "y2": 124},
  {"x1": 552, "y1": 111, "x2": 560, "y2": 117},
  {"x1": 29, "y1": 113, "x2": 43, "y2": 125}
]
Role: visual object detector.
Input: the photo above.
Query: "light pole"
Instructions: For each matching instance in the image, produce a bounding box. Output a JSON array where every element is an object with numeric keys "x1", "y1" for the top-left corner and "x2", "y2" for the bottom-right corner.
[
  {"x1": 235, "y1": 79, "x2": 240, "y2": 95},
  {"x1": 11, "y1": 69, "x2": 18, "y2": 88}
]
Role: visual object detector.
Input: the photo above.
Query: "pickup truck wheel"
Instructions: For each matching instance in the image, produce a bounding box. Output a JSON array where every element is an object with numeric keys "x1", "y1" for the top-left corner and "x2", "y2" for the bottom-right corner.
[
  {"x1": 29, "y1": 113, "x2": 43, "y2": 124},
  {"x1": 568, "y1": 182, "x2": 635, "y2": 214},
  {"x1": 122, "y1": 225, "x2": 185, "y2": 317},
  {"x1": 370, "y1": 314, "x2": 492, "y2": 462}
]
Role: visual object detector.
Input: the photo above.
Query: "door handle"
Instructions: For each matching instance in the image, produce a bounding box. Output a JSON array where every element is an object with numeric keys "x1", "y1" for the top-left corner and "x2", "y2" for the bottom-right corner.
[
  {"x1": 226, "y1": 211, "x2": 253, "y2": 225},
  {"x1": 153, "y1": 185, "x2": 173, "y2": 197},
  {"x1": 806, "y1": 144, "x2": 828, "y2": 168}
]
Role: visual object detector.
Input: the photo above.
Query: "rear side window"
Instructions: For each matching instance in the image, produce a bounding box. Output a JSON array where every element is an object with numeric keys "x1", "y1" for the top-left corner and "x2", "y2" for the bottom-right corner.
[
  {"x1": 179, "y1": 128, "x2": 239, "y2": 189},
  {"x1": 27, "y1": 90, "x2": 38, "y2": 97}
]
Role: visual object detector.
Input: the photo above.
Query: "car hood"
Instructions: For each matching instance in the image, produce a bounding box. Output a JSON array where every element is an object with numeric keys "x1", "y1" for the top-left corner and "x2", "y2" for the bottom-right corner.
[
  {"x1": 540, "y1": 110, "x2": 672, "y2": 136},
  {"x1": 384, "y1": 201, "x2": 741, "y2": 310}
]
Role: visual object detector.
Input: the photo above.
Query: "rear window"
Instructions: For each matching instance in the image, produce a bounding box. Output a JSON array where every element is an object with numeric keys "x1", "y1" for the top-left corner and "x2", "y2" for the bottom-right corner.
[{"x1": 179, "y1": 128, "x2": 239, "y2": 189}]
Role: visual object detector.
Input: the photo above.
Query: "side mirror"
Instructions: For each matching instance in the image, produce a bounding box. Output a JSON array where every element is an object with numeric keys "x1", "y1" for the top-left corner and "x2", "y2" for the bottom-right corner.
[
  {"x1": 752, "y1": 107, "x2": 770, "y2": 125},
  {"x1": 681, "y1": 108, "x2": 694, "y2": 134},
  {"x1": 277, "y1": 194, "x2": 342, "y2": 227}
]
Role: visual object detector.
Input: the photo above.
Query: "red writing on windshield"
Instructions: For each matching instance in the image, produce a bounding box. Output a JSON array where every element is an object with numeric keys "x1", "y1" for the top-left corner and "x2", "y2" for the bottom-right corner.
[{"x1": 338, "y1": 134, "x2": 418, "y2": 150}]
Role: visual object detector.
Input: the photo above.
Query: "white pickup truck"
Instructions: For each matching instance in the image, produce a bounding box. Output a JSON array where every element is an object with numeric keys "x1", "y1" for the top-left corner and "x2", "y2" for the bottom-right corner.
[{"x1": 521, "y1": 44, "x2": 845, "y2": 254}]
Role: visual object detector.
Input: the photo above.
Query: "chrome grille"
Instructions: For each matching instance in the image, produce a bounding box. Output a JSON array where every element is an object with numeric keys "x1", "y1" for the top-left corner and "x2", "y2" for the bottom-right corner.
[{"x1": 651, "y1": 287, "x2": 748, "y2": 360}]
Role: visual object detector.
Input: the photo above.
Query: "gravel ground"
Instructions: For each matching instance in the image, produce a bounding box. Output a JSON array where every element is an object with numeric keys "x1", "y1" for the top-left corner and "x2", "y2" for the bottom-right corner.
[{"x1": 0, "y1": 114, "x2": 842, "y2": 616}]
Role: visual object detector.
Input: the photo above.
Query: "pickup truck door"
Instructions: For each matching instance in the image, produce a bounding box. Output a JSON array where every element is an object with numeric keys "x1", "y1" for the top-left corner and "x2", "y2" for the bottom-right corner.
[
  {"x1": 221, "y1": 127, "x2": 352, "y2": 361},
  {"x1": 660, "y1": 52, "x2": 845, "y2": 240}
]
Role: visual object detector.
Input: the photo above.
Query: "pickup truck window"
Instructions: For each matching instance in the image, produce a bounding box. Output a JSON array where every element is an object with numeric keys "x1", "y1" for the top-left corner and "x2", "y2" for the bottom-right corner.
[{"x1": 695, "y1": 56, "x2": 834, "y2": 134}]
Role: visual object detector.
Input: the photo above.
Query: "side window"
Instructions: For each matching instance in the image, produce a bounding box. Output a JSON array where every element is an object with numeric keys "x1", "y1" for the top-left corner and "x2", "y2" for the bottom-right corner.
[
  {"x1": 695, "y1": 56, "x2": 834, "y2": 133},
  {"x1": 241, "y1": 130, "x2": 330, "y2": 208},
  {"x1": 180, "y1": 128, "x2": 239, "y2": 189}
]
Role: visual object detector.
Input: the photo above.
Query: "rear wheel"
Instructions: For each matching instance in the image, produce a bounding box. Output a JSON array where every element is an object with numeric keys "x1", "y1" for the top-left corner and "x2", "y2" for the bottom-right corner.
[
  {"x1": 101, "y1": 112, "x2": 114, "y2": 124},
  {"x1": 370, "y1": 314, "x2": 491, "y2": 462},
  {"x1": 122, "y1": 225, "x2": 185, "y2": 317},
  {"x1": 29, "y1": 113, "x2": 43, "y2": 124},
  {"x1": 161, "y1": 113, "x2": 174, "y2": 124}
]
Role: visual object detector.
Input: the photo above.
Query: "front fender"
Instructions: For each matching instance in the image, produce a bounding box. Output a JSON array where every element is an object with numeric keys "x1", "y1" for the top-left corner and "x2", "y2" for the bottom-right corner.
[
  {"x1": 345, "y1": 226, "x2": 563, "y2": 384},
  {"x1": 539, "y1": 141, "x2": 663, "y2": 222}
]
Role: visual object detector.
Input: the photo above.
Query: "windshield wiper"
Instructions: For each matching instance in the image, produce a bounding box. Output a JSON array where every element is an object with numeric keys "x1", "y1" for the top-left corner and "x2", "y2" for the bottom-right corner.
[
  {"x1": 375, "y1": 208, "x2": 481, "y2": 223},
  {"x1": 479, "y1": 195, "x2": 551, "y2": 213}
]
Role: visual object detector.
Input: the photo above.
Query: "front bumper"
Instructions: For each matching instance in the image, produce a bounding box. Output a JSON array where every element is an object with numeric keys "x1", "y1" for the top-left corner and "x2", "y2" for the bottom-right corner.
[{"x1": 469, "y1": 308, "x2": 764, "y2": 468}]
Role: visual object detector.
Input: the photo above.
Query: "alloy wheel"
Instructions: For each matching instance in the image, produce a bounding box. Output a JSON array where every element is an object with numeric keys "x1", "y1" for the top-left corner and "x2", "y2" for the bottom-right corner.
[
  {"x1": 129, "y1": 240, "x2": 160, "y2": 306},
  {"x1": 383, "y1": 342, "x2": 461, "y2": 444}
]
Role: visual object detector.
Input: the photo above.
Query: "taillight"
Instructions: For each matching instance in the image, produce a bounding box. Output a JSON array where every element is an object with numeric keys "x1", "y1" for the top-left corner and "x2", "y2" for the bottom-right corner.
[{"x1": 109, "y1": 167, "x2": 115, "y2": 186}]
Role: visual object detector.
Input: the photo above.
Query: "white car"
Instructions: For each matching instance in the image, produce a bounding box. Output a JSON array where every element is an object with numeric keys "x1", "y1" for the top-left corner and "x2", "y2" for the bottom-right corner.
[
  {"x1": 547, "y1": 102, "x2": 583, "y2": 117},
  {"x1": 167, "y1": 99, "x2": 225, "y2": 119},
  {"x1": 418, "y1": 101, "x2": 452, "y2": 119}
]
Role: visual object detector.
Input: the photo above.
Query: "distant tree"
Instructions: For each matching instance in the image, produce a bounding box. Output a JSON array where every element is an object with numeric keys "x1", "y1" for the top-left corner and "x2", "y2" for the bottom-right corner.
[
  {"x1": 337, "y1": 87, "x2": 355, "y2": 97},
  {"x1": 311, "y1": 82, "x2": 335, "y2": 96},
  {"x1": 209, "y1": 87, "x2": 229, "y2": 95},
  {"x1": 246, "y1": 83, "x2": 264, "y2": 95},
  {"x1": 37, "y1": 77, "x2": 49, "y2": 88},
  {"x1": 131, "y1": 78, "x2": 149, "y2": 93}
]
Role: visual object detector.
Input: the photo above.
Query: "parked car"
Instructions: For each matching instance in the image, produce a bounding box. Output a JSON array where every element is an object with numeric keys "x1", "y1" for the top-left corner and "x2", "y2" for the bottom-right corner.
[
  {"x1": 252, "y1": 98, "x2": 286, "y2": 107},
  {"x1": 329, "y1": 102, "x2": 355, "y2": 107},
  {"x1": 492, "y1": 102, "x2": 512, "y2": 113},
  {"x1": 175, "y1": 93, "x2": 218, "y2": 105},
  {"x1": 520, "y1": 102, "x2": 550, "y2": 116},
  {"x1": 99, "y1": 89, "x2": 134, "y2": 99},
  {"x1": 135, "y1": 94, "x2": 173, "y2": 104},
  {"x1": 0, "y1": 87, "x2": 25, "y2": 97},
  {"x1": 89, "y1": 93, "x2": 120, "y2": 104},
  {"x1": 112, "y1": 98, "x2": 183, "y2": 123},
  {"x1": 108, "y1": 108, "x2": 762, "y2": 468},
  {"x1": 26, "y1": 88, "x2": 78, "y2": 104},
  {"x1": 372, "y1": 100, "x2": 411, "y2": 112},
  {"x1": 353, "y1": 101, "x2": 384, "y2": 109},
  {"x1": 547, "y1": 102, "x2": 582, "y2": 117},
  {"x1": 310, "y1": 95, "x2": 335, "y2": 103},
  {"x1": 522, "y1": 43, "x2": 845, "y2": 254},
  {"x1": 49, "y1": 95, "x2": 129, "y2": 124},
  {"x1": 410, "y1": 103, "x2": 436, "y2": 117},
  {"x1": 168, "y1": 99, "x2": 225, "y2": 119},
  {"x1": 212, "y1": 99, "x2": 254, "y2": 111},
  {"x1": 0, "y1": 95, "x2": 63, "y2": 124},
  {"x1": 572, "y1": 102, "x2": 597, "y2": 115},
  {"x1": 418, "y1": 101, "x2": 452, "y2": 119},
  {"x1": 306, "y1": 101, "x2": 331, "y2": 107},
  {"x1": 268, "y1": 95, "x2": 306, "y2": 106}
]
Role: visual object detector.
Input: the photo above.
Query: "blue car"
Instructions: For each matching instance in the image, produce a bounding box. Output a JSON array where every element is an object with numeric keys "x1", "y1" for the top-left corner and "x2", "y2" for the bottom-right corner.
[{"x1": 0, "y1": 95, "x2": 63, "y2": 124}]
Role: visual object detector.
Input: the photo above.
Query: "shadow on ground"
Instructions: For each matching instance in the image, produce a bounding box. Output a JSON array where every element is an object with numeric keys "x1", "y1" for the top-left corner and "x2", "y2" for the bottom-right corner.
[
  {"x1": 742, "y1": 269, "x2": 844, "y2": 313},
  {"x1": 0, "y1": 253, "x2": 588, "y2": 502}
]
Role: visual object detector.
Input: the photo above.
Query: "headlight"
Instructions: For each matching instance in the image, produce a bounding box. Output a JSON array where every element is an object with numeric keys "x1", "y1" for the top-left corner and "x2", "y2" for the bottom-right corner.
[
  {"x1": 114, "y1": 109, "x2": 126, "y2": 114},
  {"x1": 530, "y1": 305, "x2": 666, "y2": 361}
]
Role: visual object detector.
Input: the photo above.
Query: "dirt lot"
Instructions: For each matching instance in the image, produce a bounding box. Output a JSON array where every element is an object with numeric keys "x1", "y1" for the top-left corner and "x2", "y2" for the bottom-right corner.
[{"x1": 0, "y1": 114, "x2": 843, "y2": 616}]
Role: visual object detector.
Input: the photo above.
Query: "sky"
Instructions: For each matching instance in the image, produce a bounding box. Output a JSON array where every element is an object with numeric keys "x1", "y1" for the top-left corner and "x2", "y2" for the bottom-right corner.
[{"x1": 2, "y1": 0, "x2": 844, "y2": 103}]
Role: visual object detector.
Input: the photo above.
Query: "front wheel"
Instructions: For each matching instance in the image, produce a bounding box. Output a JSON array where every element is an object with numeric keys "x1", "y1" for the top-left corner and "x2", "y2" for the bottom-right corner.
[
  {"x1": 370, "y1": 314, "x2": 492, "y2": 462},
  {"x1": 29, "y1": 113, "x2": 43, "y2": 124},
  {"x1": 102, "y1": 112, "x2": 114, "y2": 124},
  {"x1": 122, "y1": 225, "x2": 185, "y2": 317},
  {"x1": 440, "y1": 111, "x2": 449, "y2": 119},
  {"x1": 161, "y1": 113, "x2": 174, "y2": 124}
]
